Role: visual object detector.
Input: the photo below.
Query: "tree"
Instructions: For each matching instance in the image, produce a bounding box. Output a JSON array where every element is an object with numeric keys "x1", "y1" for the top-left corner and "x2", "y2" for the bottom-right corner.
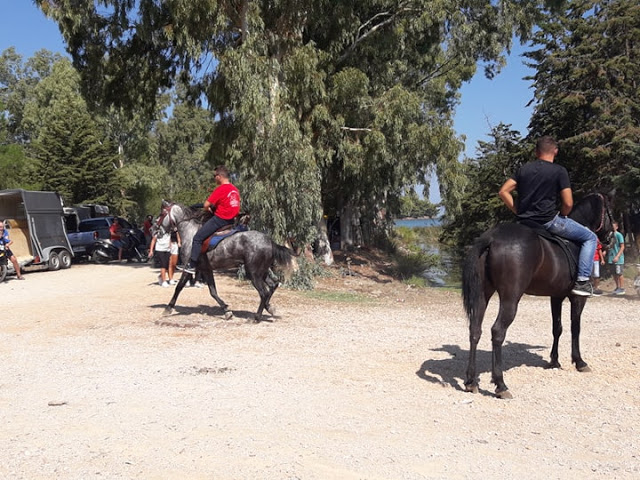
[
  {"x1": 525, "y1": 0, "x2": 640, "y2": 211},
  {"x1": 39, "y1": 0, "x2": 554, "y2": 247},
  {"x1": 442, "y1": 123, "x2": 528, "y2": 251},
  {"x1": 30, "y1": 102, "x2": 118, "y2": 206}
]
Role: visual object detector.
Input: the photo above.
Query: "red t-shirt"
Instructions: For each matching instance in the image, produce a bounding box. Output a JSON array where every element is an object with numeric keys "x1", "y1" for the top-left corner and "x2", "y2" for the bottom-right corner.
[
  {"x1": 109, "y1": 223, "x2": 121, "y2": 240},
  {"x1": 207, "y1": 183, "x2": 241, "y2": 220}
]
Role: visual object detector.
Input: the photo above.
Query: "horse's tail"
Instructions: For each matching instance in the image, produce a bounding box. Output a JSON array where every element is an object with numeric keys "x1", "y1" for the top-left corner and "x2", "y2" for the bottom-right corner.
[
  {"x1": 462, "y1": 232, "x2": 492, "y2": 325},
  {"x1": 272, "y1": 243, "x2": 298, "y2": 280}
]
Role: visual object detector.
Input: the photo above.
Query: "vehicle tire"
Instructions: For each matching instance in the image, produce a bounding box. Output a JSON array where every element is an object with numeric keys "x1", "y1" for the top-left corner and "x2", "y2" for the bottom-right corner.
[
  {"x1": 91, "y1": 250, "x2": 110, "y2": 264},
  {"x1": 0, "y1": 265, "x2": 6, "y2": 283},
  {"x1": 59, "y1": 249, "x2": 72, "y2": 269},
  {"x1": 48, "y1": 252, "x2": 61, "y2": 271}
]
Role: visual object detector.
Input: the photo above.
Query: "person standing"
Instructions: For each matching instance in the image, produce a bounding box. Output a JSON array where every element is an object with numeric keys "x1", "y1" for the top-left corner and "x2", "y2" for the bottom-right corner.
[
  {"x1": 109, "y1": 218, "x2": 123, "y2": 262},
  {"x1": 168, "y1": 228, "x2": 181, "y2": 285},
  {"x1": 143, "y1": 215, "x2": 153, "y2": 246},
  {"x1": 182, "y1": 165, "x2": 241, "y2": 274},
  {"x1": 498, "y1": 136, "x2": 597, "y2": 296},
  {"x1": 148, "y1": 227, "x2": 171, "y2": 287},
  {"x1": 607, "y1": 221, "x2": 625, "y2": 295},
  {"x1": 0, "y1": 221, "x2": 25, "y2": 280},
  {"x1": 591, "y1": 239, "x2": 605, "y2": 296}
]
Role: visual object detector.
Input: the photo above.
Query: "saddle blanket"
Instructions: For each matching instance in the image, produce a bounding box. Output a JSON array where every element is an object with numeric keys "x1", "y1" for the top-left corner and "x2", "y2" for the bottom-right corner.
[{"x1": 201, "y1": 225, "x2": 248, "y2": 253}]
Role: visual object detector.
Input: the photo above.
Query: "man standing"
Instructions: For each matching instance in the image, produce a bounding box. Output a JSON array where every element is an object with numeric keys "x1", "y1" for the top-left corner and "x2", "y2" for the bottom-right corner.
[
  {"x1": 607, "y1": 221, "x2": 625, "y2": 295},
  {"x1": 182, "y1": 165, "x2": 241, "y2": 274},
  {"x1": 498, "y1": 136, "x2": 597, "y2": 296}
]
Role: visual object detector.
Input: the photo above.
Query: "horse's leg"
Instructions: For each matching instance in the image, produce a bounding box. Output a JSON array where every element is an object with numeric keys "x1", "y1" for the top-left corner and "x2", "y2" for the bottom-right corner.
[
  {"x1": 569, "y1": 296, "x2": 590, "y2": 372},
  {"x1": 465, "y1": 285, "x2": 495, "y2": 393},
  {"x1": 490, "y1": 295, "x2": 520, "y2": 399},
  {"x1": 164, "y1": 271, "x2": 191, "y2": 316},
  {"x1": 264, "y1": 274, "x2": 279, "y2": 316},
  {"x1": 200, "y1": 268, "x2": 232, "y2": 319},
  {"x1": 548, "y1": 297, "x2": 564, "y2": 369}
]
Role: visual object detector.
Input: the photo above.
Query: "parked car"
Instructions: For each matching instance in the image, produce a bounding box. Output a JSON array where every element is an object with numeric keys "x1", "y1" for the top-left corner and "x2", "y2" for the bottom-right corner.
[
  {"x1": 78, "y1": 216, "x2": 145, "y2": 242},
  {"x1": 63, "y1": 207, "x2": 99, "y2": 260},
  {"x1": 76, "y1": 216, "x2": 146, "y2": 263},
  {"x1": 0, "y1": 189, "x2": 74, "y2": 274}
]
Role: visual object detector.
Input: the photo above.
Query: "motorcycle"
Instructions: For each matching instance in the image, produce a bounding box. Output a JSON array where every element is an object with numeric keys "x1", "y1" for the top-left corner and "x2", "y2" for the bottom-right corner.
[{"x1": 90, "y1": 229, "x2": 148, "y2": 264}]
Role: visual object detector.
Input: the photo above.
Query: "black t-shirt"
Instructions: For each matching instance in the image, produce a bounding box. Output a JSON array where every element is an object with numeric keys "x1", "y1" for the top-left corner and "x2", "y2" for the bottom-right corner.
[{"x1": 511, "y1": 159, "x2": 571, "y2": 224}]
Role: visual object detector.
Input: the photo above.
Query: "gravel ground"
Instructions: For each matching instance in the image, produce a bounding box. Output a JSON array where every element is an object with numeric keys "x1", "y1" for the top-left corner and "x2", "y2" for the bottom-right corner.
[{"x1": 1, "y1": 261, "x2": 639, "y2": 479}]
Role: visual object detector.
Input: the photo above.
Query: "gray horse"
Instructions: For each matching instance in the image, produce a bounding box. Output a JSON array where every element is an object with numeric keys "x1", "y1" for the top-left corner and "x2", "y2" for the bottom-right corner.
[{"x1": 156, "y1": 202, "x2": 296, "y2": 321}]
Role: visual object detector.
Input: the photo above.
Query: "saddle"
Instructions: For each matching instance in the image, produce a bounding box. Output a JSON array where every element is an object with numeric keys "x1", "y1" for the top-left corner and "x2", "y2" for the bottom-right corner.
[
  {"x1": 200, "y1": 213, "x2": 251, "y2": 254},
  {"x1": 518, "y1": 220, "x2": 579, "y2": 278}
]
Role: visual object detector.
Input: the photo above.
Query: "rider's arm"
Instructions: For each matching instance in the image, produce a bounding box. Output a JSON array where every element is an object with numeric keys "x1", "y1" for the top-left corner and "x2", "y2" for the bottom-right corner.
[
  {"x1": 203, "y1": 200, "x2": 215, "y2": 214},
  {"x1": 498, "y1": 179, "x2": 517, "y2": 214},
  {"x1": 559, "y1": 188, "x2": 573, "y2": 216}
]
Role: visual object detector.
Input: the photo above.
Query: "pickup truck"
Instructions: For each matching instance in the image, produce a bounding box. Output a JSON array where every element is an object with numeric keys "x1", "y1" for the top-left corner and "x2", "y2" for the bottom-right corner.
[{"x1": 63, "y1": 207, "x2": 99, "y2": 259}]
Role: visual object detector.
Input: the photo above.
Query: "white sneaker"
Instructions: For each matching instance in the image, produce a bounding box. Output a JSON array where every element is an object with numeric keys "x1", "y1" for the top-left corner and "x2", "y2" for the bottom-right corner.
[
  {"x1": 157, "y1": 275, "x2": 162, "y2": 285},
  {"x1": 169, "y1": 279, "x2": 177, "y2": 285},
  {"x1": 161, "y1": 281, "x2": 170, "y2": 288}
]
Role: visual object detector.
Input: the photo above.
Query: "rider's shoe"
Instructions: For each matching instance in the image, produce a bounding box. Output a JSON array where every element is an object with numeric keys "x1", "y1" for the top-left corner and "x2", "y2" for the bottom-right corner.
[
  {"x1": 571, "y1": 280, "x2": 593, "y2": 297},
  {"x1": 179, "y1": 261, "x2": 196, "y2": 275}
]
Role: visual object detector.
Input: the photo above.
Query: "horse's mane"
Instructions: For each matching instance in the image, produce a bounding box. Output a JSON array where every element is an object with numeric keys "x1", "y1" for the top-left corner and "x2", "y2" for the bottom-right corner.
[
  {"x1": 179, "y1": 204, "x2": 213, "y2": 224},
  {"x1": 570, "y1": 193, "x2": 603, "y2": 229}
]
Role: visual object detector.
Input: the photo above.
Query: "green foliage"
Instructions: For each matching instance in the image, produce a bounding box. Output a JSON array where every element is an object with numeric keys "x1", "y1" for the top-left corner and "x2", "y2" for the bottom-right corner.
[
  {"x1": 37, "y1": 0, "x2": 551, "y2": 246},
  {"x1": 29, "y1": 103, "x2": 118, "y2": 206},
  {"x1": 526, "y1": 0, "x2": 640, "y2": 211},
  {"x1": 442, "y1": 124, "x2": 528, "y2": 251},
  {"x1": 398, "y1": 189, "x2": 439, "y2": 218},
  {"x1": 283, "y1": 257, "x2": 331, "y2": 291},
  {"x1": 0, "y1": 143, "x2": 33, "y2": 190}
]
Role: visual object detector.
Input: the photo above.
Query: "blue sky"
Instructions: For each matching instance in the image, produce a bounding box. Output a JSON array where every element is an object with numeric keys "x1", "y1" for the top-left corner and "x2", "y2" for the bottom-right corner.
[{"x1": 2, "y1": 2, "x2": 536, "y2": 202}]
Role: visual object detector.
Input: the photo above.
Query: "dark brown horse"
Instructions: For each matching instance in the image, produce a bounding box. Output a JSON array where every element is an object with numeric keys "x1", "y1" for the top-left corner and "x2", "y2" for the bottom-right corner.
[{"x1": 462, "y1": 194, "x2": 615, "y2": 398}]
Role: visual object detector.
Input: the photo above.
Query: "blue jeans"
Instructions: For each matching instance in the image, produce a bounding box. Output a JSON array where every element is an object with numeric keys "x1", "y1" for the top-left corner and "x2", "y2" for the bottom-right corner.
[
  {"x1": 190, "y1": 215, "x2": 234, "y2": 263},
  {"x1": 544, "y1": 214, "x2": 597, "y2": 281}
]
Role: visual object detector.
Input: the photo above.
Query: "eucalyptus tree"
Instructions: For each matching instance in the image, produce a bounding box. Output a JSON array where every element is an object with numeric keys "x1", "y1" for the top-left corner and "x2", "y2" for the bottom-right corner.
[
  {"x1": 526, "y1": 0, "x2": 640, "y2": 211},
  {"x1": 38, "y1": 0, "x2": 555, "y2": 246}
]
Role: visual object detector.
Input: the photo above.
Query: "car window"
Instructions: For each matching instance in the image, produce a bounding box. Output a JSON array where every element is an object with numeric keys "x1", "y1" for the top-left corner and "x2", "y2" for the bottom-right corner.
[{"x1": 79, "y1": 219, "x2": 108, "y2": 232}]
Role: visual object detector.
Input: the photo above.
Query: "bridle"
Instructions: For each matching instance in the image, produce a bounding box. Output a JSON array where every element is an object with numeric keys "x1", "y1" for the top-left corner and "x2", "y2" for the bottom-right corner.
[{"x1": 155, "y1": 202, "x2": 179, "y2": 232}]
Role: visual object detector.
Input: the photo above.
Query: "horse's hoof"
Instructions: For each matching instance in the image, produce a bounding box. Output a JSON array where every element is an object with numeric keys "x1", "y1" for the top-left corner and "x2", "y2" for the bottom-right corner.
[
  {"x1": 266, "y1": 305, "x2": 276, "y2": 316},
  {"x1": 577, "y1": 364, "x2": 592, "y2": 373},
  {"x1": 223, "y1": 311, "x2": 233, "y2": 321},
  {"x1": 496, "y1": 389, "x2": 513, "y2": 399},
  {"x1": 465, "y1": 384, "x2": 479, "y2": 394},
  {"x1": 546, "y1": 361, "x2": 562, "y2": 369},
  {"x1": 162, "y1": 308, "x2": 173, "y2": 317}
]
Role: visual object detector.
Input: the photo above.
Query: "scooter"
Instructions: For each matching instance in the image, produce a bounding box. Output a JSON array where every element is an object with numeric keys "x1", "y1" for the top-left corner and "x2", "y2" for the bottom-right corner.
[{"x1": 90, "y1": 229, "x2": 148, "y2": 264}]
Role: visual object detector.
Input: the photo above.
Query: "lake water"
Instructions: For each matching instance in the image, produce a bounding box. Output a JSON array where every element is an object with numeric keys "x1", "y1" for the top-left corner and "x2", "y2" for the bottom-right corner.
[
  {"x1": 393, "y1": 218, "x2": 459, "y2": 288},
  {"x1": 394, "y1": 218, "x2": 441, "y2": 228}
]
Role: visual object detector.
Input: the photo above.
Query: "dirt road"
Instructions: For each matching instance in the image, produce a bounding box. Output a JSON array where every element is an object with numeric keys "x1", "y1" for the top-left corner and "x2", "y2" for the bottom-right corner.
[{"x1": 2, "y1": 262, "x2": 639, "y2": 479}]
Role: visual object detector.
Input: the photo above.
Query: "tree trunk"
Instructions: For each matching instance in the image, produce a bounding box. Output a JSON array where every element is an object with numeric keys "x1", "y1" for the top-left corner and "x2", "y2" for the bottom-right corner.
[
  {"x1": 314, "y1": 217, "x2": 334, "y2": 265},
  {"x1": 340, "y1": 202, "x2": 362, "y2": 249}
]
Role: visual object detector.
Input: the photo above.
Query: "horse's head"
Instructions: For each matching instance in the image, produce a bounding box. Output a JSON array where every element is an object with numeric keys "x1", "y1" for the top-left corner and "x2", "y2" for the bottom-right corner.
[
  {"x1": 571, "y1": 193, "x2": 615, "y2": 248},
  {"x1": 155, "y1": 201, "x2": 182, "y2": 233}
]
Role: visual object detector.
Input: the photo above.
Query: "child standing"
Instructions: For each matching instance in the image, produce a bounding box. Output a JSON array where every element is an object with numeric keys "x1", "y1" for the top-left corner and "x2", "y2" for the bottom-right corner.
[
  {"x1": 148, "y1": 227, "x2": 171, "y2": 287},
  {"x1": 607, "y1": 221, "x2": 625, "y2": 295}
]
